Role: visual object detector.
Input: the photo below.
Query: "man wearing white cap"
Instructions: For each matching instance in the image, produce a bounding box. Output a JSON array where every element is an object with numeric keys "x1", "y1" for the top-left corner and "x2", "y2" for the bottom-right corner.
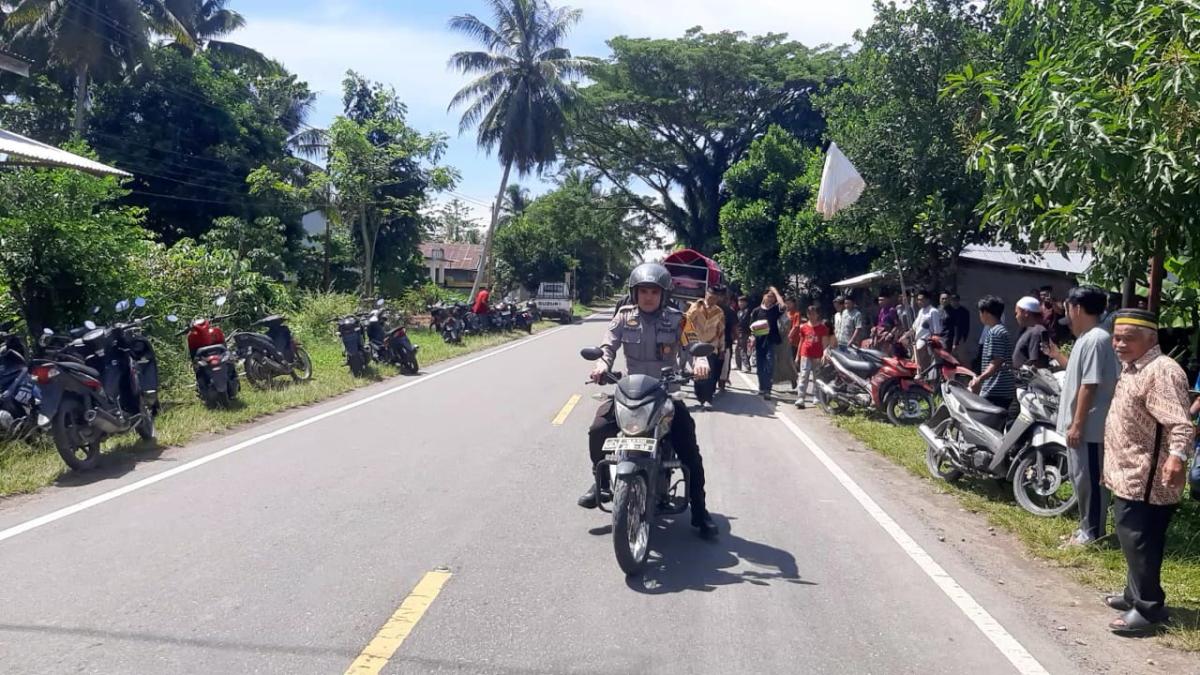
[{"x1": 1013, "y1": 296, "x2": 1050, "y2": 370}]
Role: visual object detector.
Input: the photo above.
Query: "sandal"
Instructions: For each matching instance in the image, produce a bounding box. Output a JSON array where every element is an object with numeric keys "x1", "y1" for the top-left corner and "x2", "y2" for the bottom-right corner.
[
  {"x1": 1109, "y1": 608, "x2": 1169, "y2": 636},
  {"x1": 1104, "y1": 595, "x2": 1133, "y2": 612}
]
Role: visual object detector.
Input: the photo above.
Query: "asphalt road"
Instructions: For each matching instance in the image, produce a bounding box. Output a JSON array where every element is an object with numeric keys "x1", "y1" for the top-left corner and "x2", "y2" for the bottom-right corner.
[{"x1": 0, "y1": 314, "x2": 1158, "y2": 674}]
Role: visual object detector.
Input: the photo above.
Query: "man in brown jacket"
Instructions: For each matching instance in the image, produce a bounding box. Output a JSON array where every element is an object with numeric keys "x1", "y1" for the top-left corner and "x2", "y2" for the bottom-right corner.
[{"x1": 1102, "y1": 309, "x2": 1194, "y2": 635}]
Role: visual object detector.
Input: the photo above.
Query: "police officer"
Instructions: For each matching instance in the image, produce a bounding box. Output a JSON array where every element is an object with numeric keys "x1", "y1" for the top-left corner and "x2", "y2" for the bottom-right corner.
[{"x1": 580, "y1": 263, "x2": 718, "y2": 538}]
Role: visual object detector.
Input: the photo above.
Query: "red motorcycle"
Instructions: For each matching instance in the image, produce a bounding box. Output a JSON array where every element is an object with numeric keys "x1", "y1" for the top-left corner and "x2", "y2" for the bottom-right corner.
[
  {"x1": 168, "y1": 296, "x2": 240, "y2": 407},
  {"x1": 815, "y1": 346, "x2": 935, "y2": 425},
  {"x1": 920, "y1": 335, "x2": 975, "y2": 387}
]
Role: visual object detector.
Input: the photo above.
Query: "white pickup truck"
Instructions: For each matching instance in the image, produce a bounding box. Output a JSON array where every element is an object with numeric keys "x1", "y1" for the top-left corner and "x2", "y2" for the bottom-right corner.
[{"x1": 534, "y1": 281, "x2": 573, "y2": 324}]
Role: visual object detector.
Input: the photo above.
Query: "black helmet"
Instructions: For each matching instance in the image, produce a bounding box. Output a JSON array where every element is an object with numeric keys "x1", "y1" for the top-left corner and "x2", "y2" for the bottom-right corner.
[{"x1": 627, "y1": 262, "x2": 673, "y2": 311}]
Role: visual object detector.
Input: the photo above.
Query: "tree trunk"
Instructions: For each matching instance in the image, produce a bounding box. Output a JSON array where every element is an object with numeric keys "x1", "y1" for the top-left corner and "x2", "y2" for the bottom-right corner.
[
  {"x1": 1148, "y1": 236, "x2": 1165, "y2": 314},
  {"x1": 72, "y1": 62, "x2": 89, "y2": 135},
  {"x1": 322, "y1": 209, "x2": 332, "y2": 291},
  {"x1": 359, "y1": 205, "x2": 374, "y2": 298},
  {"x1": 470, "y1": 159, "x2": 513, "y2": 302},
  {"x1": 1121, "y1": 266, "x2": 1136, "y2": 308}
]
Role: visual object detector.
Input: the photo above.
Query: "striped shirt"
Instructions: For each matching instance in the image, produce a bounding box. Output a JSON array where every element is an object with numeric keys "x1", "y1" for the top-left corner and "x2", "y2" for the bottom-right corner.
[{"x1": 980, "y1": 323, "x2": 1015, "y2": 400}]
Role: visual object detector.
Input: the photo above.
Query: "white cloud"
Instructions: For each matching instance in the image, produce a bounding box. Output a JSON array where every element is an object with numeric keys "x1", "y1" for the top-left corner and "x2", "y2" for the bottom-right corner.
[{"x1": 571, "y1": 0, "x2": 875, "y2": 48}]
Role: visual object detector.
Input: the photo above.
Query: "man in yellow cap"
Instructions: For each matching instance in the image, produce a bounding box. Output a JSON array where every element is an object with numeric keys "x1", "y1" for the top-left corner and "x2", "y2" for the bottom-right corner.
[{"x1": 1101, "y1": 309, "x2": 1193, "y2": 635}]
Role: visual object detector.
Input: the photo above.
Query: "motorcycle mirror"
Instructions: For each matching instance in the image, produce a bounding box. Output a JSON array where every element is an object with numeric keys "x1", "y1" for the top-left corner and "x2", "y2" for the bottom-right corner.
[
  {"x1": 134, "y1": 297, "x2": 147, "y2": 308},
  {"x1": 91, "y1": 306, "x2": 100, "y2": 315},
  {"x1": 580, "y1": 347, "x2": 603, "y2": 361},
  {"x1": 84, "y1": 320, "x2": 97, "y2": 330},
  {"x1": 376, "y1": 299, "x2": 385, "y2": 307},
  {"x1": 215, "y1": 295, "x2": 227, "y2": 307},
  {"x1": 42, "y1": 328, "x2": 54, "y2": 336},
  {"x1": 166, "y1": 314, "x2": 179, "y2": 323},
  {"x1": 689, "y1": 343, "x2": 716, "y2": 358},
  {"x1": 115, "y1": 300, "x2": 130, "y2": 313}
]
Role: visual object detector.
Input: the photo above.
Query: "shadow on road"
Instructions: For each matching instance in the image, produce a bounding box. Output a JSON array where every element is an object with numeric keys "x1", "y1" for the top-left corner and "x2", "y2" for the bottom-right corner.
[
  {"x1": 52, "y1": 438, "x2": 170, "y2": 489},
  {"x1": 625, "y1": 514, "x2": 817, "y2": 595}
]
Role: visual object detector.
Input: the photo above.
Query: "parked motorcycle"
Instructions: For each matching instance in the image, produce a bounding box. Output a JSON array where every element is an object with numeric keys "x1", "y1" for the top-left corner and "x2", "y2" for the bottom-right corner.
[
  {"x1": 525, "y1": 299, "x2": 542, "y2": 323},
  {"x1": 0, "y1": 320, "x2": 44, "y2": 442},
  {"x1": 232, "y1": 312, "x2": 312, "y2": 388},
  {"x1": 815, "y1": 346, "x2": 935, "y2": 425},
  {"x1": 364, "y1": 300, "x2": 419, "y2": 375},
  {"x1": 919, "y1": 335, "x2": 976, "y2": 387},
  {"x1": 336, "y1": 312, "x2": 370, "y2": 377},
  {"x1": 581, "y1": 341, "x2": 715, "y2": 576},
  {"x1": 172, "y1": 296, "x2": 239, "y2": 407},
  {"x1": 918, "y1": 366, "x2": 1076, "y2": 517},
  {"x1": 31, "y1": 298, "x2": 160, "y2": 470}
]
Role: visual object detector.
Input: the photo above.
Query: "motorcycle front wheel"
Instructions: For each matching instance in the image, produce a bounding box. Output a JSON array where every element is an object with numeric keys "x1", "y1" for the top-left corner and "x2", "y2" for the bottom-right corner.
[
  {"x1": 347, "y1": 352, "x2": 366, "y2": 377},
  {"x1": 612, "y1": 474, "x2": 651, "y2": 576},
  {"x1": 52, "y1": 396, "x2": 102, "y2": 471},
  {"x1": 1013, "y1": 445, "x2": 1077, "y2": 517},
  {"x1": 924, "y1": 427, "x2": 964, "y2": 483},
  {"x1": 244, "y1": 357, "x2": 271, "y2": 389},
  {"x1": 814, "y1": 379, "x2": 847, "y2": 415},
  {"x1": 135, "y1": 403, "x2": 156, "y2": 440},
  {"x1": 291, "y1": 348, "x2": 313, "y2": 382},
  {"x1": 400, "y1": 351, "x2": 419, "y2": 375}
]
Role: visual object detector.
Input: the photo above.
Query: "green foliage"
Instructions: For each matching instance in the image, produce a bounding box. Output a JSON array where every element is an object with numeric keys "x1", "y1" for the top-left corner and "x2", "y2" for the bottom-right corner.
[
  {"x1": 0, "y1": 73, "x2": 74, "y2": 143},
  {"x1": 0, "y1": 158, "x2": 150, "y2": 336},
  {"x1": 820, "y1": 0, "x2": 993, "y2": 288},
  {"x1": 427, "y1": 198, "x2": 481, "y2": 244},
  {"x1": 493, "y1": 172, "x2": 640, "y2": 302},
  {"x1": 202, "y1": 215, "x2": 287, "y2": 282},
  {"x1": 956, "y1": 0, "x2": 1200, "y2": 285},
  {"x1": 568, "y1": 29, "x2": 846, "y2": 252},
  {"x1": 328, "y1": 71, "x2": 456, "y2": 297}
]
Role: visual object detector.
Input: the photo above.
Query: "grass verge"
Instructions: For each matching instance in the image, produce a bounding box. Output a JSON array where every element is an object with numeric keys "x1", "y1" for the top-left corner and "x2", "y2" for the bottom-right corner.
[
  {"x1": 833, "y1": 414, "x2": 1200, "y2": 651},
  {"x1": 0, "y1": 321, "x2": 559, "y2": 498}
]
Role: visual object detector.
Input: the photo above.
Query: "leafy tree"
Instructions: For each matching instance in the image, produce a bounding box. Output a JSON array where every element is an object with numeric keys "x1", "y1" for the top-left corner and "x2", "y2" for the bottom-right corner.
[
  {"x1": 428, "y1": 198, "x2": 481, "y2": 244},
  {"x1": 328, "y1": 72, "x2": 455, "y2": 297},
  {"x1": 5, "y1": 0, "x2": 191, "y2": 132},
  {"x1": 819, "y1": 0, "x2": 993, "y2": 289},
  {"x1": 447, "y1": 0, "x2": 593, "y2": 301},
  {"x1": 567, "y1": 29, "x2": 846, "y2": 253},
  {"x1": 202, "y1": 215, "x2": 286, "y2": 300},
  {"x1": 0, "y1": 157, "x2": 149, "y2": 337},
  {"x1": 0, "y1": 72, "x2": 74, "y2": 143},
  {"x1": 950, "y1": 0, "x2": 1200, "y2": 310},
  {"x1": 494, "y1": 171, "x2": 642, "y2": 302},
  {"x1": 85, "y1": 48, "x2": 306, "y2": 242}
]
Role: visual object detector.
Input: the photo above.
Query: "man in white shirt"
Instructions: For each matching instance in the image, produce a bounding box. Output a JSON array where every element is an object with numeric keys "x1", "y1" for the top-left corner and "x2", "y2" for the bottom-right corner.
[{"x1": 913, "y1": 290, "x2": 944, "y2": 373}]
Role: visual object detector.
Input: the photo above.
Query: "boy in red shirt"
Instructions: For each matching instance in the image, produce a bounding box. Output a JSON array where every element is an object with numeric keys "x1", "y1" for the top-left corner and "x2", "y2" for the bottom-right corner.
[{"x1": 795, "y1": 305, "x2": 832, "y2": 409}]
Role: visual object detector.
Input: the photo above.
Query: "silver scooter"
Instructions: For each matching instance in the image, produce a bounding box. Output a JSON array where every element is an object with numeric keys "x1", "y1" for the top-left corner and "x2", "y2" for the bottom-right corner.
[{"x1": 918, "y1": 366, "x2": 1077, "y2": 517}]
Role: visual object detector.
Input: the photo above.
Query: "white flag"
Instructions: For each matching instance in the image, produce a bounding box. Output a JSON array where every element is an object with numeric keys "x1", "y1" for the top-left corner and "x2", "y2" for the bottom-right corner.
[{"x1": 816, "y1": 141, "x2": 866, "y2": 219}]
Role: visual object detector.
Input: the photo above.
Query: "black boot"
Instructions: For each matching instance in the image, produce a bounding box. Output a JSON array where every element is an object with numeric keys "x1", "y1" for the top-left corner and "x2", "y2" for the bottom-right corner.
[
  {"x1": 577, "y1": 483, "x2": 612, "y2": 509},
  {"x1": 692, "y1": 508, "x2": 718, "y2": 539}
]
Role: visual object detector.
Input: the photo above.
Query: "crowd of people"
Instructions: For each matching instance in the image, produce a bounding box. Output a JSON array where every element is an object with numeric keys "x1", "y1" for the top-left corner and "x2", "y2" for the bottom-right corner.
[{"x1": 675, "y1": 281, "x2": 1194, "y2": 636}]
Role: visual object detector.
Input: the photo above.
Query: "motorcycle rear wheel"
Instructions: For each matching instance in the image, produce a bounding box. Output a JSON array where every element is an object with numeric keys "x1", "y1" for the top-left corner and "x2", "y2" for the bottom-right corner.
[
  {"x1": 815, "y1": 380, "x2": 847, "y2": 415},
  {"x1": 244, "y1": 358, "x2": 271, "y2": 389},
  {"x1": 1013, "y1": 445, "x2": 1077, "y2": 517},
  {"x1": 612, "y1": 474, "x2": 651, "y2": 576},
  {"x1": 400, "y1": 351, "x2": 419, "y2": 375},
  {"x1": 885, "y1": 389, "x2": 935, "y2": 425},
  {"x1": 291, "y1": 348, "x2": 313, "y2": 382},
  {"x1": 52, "y1": 397, "x2": 102, "y2": 471},
  {"x1": 348, "y1": 352, "x2": 366, "y2": 377}
]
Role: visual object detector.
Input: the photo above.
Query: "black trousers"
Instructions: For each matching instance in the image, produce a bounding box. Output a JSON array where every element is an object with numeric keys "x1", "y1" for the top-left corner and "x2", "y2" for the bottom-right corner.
[
  {"x1": 1113, "y1": 497, "x2": 1177, "y2": 622},
  {"x1": 693, "y1": 354, "x2": 719, "y2": 403},
  {"x1": 588, "y1": 398, "x2": 707, "y2": 516}
]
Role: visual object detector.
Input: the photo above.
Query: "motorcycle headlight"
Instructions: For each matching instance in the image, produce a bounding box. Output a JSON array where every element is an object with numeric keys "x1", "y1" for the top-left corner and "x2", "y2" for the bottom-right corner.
[{"x1": 615, "y1": 403, "x2": 655, "y2": 436}]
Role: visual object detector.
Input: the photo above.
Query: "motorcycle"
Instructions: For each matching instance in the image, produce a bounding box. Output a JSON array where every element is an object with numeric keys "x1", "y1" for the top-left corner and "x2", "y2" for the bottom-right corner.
[
  {"x1": 232, "y1": 311, "x2": 313, "y2": 388},
  {"x1": 505, "y1": 298, "x2": 534, "y2": 334},
  {"x1": 918, "y1": 366, "x2": 1076, "y2": 517},
  {"x1": 336, "y1": 312, "x2": 370, "y2": 377},
  {"x1": 31, "y1": 298, "x2": 160, "y2": 470},
  {"x1": 171, "y1": 295, "x2": 239, "y2": 407},
  {"x1": 0, "y1": 320, "x2": 44, "y2": 442},
  {"x1": 918, "y1": 335, "x2": 976, "y2": 387},
  {"x1": 364, "y1": 300, "x2": 420, "y2": 375},
  {"x1": 581, "y1": 341, "x2": 715, "y2": 576},
  {"x1": 815, "y1": 346, "x2": 935, "y2": 425},
  {"x1": 525, "y1": 299, "x2": 542, "y2": 323}
]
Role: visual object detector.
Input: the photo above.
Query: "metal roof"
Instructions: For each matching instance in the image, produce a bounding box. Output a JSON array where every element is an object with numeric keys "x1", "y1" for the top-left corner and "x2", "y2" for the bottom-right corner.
[
  {"x1": 0, "y1": 128, "x2": 130, "y2": 177},
  {"x1": 0, "y1": 46, "x2": 32, "y2": 77},
  {"x1": 832, "y1": 270, "x2": 891, "y2": 288},
  {"x1": 959, "y1": 244, "x2": 1092, "y2": 275},
  {"x1": 419, "y1": 242, "x2": 483, "y2": 271}
]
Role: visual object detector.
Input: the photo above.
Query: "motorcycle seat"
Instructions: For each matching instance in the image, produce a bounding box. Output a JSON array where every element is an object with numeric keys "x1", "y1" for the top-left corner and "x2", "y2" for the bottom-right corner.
[
  {"x1": 195, "y1": 345, "x2": 227, "y2": 359},
  {"x1": 854, "y1": 347, "x2": 887, "y2": 363},
  {"x1": 59, "y1": 360, "x2": 101, "y2": 379},
  {"x1": 947, "y1": 385, "x2": 1007, "y2": 417},
  {"x1": 828, "y1": 349, "x2": 877, "y2": 377}
]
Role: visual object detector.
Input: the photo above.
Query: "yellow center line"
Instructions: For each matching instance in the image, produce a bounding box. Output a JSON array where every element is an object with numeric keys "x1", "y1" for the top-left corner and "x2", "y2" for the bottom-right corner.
[
  {"x1": 552, "y1": 394, "x2": 582, "y2": 426},
  {"x1": 344, "y1": 569, "x2": 452, "y2": 675}
]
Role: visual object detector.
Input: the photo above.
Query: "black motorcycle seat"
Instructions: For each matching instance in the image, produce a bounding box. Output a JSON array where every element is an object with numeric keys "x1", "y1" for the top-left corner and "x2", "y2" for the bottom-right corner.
[
  {"x1": 828, "y1": 349, "x2": 877, "y2": 377},
  {"x1": 59, "y1": 360, "x2": 100, "y2": 379},
  {"x1": 947, "y1": 385, "x2": 1007, "y2": 417},
  {"x1": 254, "y1": 315, "x2": 286, "y2": 326},
  {"x1": 855, "y1": 347, "x2": 887, "y2": 363}
]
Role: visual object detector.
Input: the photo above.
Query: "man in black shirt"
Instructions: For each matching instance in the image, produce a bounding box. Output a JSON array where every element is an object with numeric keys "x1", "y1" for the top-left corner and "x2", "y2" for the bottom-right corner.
[
  {"x1": 1013, "y1": 296, "x2": 1050, "y2": 370},
  {"x1": 939, "y1": 292, "x2": 971, "y2": 364}
]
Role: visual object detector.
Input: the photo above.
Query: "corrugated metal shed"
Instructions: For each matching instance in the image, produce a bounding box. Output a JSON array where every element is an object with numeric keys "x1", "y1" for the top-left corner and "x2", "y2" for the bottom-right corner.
[
  {"x1": 959, "y1": 244, "x2": 1092, "y2": 275},
  {"x1": 0, "y1": 128, "x2": 130, "y2": 177}
]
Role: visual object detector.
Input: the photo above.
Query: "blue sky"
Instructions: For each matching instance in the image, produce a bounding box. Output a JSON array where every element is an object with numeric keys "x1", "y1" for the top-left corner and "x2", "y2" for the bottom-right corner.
[{"x1": 233, "y1": 0, "x2": 877, "y2": 224}]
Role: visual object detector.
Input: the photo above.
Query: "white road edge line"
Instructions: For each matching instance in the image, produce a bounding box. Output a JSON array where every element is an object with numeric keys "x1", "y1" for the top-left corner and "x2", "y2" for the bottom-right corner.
[
  {"x1": 0, "y1": 324, "x2": 577, "y2": 544},
  {"x1": 735, "y1": 371, "x2": 1050, "y2": 675}
]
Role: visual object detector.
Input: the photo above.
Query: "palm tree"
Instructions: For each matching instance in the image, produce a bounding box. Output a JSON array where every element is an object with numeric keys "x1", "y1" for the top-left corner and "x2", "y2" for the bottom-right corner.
[
  {"x1": 163, "y1": 0, "x2": 269, "y2": 68},
  {"x1": 7, "y1": 0, "x2": 191, "y2": 133},
  {"x1": 447, "y1": 0, "x2": 592, "y2": 301},
  {"x1": 498, "y1": 183, "x2": 531, "y2": 227}
]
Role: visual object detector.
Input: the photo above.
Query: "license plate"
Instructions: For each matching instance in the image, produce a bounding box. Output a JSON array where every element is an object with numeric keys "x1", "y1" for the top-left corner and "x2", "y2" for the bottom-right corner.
[{"x1": 602, "y1": 437, "x2": 657, "y2": 455}]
